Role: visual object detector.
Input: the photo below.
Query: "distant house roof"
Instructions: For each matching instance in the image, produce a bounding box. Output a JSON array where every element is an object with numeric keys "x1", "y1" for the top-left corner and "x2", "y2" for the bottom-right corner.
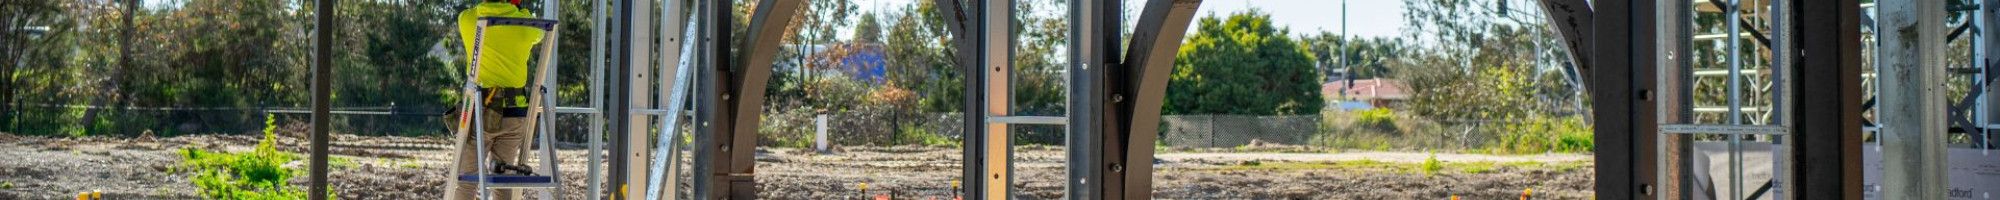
[{"x1": 1322, "y1": 79, "x2": 1409, "y2": 100}]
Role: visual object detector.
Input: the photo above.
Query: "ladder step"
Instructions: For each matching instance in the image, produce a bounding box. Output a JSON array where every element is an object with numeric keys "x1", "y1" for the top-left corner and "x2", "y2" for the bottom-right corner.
[{"x1": 458, "y1": 174, "x2": 559, "y2": 188}]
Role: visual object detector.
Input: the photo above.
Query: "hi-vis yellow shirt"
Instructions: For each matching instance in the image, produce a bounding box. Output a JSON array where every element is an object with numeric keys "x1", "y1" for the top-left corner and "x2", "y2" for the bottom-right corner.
[{"x1": 458, "y1": 2, "x2": 545, "y2": 88}]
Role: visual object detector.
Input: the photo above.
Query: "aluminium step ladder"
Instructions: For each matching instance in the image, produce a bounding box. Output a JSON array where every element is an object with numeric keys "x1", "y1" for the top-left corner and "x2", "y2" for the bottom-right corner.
[{"x1": 448, "y1": 17, "x2": 563, "y2": 200}]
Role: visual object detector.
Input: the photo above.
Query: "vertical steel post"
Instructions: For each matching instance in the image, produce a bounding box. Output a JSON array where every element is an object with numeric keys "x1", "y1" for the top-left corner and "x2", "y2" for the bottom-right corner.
[
  {"x1": 608, "y1": 0, "x2": 633, "y2": 197},
  {"x1": 1769, "y1": 0, "x2": 1796, "y2": 196},
  {"x1": 1724, "y1": 0, "x2": 1745, "y2": 199},
  {"x1": 624, "y1": 0, "x2": 656, "y2": 198},
  {"x1": 309, "y1": 0, "x2": 334, "y2": 198},
  {"x1": 1984, "y1": 0, "x2": 2000, "y2": 151},
  {"x1": 1789, "y1": 0, "x2": 1866, "y2": 198},
  {"x1": 1065, "y1": 0, "x2": 1119, "y2": 198},
  {"x1": 1656, "y1": 0, "x2": 1695, "y2": 197},
  {"x1": 937, "y1": 0, "x2": 989, "y2": 197},
  {"x1": 588, "y1": 0, "x2": 608, "y2": 198},
  {"x1": 1552, "y1": 0, "x2": 1660, "y2": 197},
  {"x1": 1878, "y1": 0, "x2": 1948, "y2": 198},
  {"x1": 538, "y1": 3, "x2": 564, "y2": 200},
  {"x1": 692, "y1": 0, "x2": 730, "y2": 196},
  {"x1": 977, "y1": 0, "x2": 1014, "y2": 197},
  {"x1": 646, "y1": 0, "x2": 696, "y2": 198}
]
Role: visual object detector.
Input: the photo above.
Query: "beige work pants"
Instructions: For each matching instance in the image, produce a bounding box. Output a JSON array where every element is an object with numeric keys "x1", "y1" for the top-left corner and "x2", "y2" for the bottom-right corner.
[{"x1": 451, "y1": 107, "x2": 529, "y2": 200}]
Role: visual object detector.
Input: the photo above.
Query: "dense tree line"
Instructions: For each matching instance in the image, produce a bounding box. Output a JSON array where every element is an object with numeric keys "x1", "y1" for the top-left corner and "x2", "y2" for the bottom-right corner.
[{"x1": 1, "y1": 0, "x2": 1610, "y2": 141}]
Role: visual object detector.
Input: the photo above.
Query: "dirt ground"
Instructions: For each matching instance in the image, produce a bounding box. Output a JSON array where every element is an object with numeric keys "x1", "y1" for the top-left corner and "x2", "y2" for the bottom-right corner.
[{"x1": 0, "y1": 133, "x2": 1593, "y2": 199}]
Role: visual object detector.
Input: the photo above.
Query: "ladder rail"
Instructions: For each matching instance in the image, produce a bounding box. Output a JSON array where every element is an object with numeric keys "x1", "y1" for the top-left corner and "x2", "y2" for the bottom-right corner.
[
  {"x1": 646, "y1": 1, "x2": 700, "y2": 198},
  {"x1": 450, "y1": 17, "x2": 563, "y2": 200}
]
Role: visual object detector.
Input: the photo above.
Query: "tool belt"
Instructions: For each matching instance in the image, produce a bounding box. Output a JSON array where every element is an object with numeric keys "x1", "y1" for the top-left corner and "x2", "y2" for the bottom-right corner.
[{"x1": 479, "y1": 87, "x2": 530, "y2": 117}]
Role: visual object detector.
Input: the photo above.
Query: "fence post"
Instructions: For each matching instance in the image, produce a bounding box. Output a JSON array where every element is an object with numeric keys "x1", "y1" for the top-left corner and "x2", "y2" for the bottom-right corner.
[{"x1": 816, "y1": 114, "x2": 829, "y2": 152}]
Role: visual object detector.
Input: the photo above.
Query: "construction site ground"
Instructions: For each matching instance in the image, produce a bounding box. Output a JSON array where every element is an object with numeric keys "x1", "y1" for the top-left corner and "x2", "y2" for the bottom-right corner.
[{"x1": 0, "y1": 133, "x2": 1593, "y2": 199}]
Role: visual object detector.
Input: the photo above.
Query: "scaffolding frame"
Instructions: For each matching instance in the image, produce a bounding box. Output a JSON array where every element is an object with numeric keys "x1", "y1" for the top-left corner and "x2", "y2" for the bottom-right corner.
[{"x1": 286, "y1": 0, "x2": 1889, "y2": 199}]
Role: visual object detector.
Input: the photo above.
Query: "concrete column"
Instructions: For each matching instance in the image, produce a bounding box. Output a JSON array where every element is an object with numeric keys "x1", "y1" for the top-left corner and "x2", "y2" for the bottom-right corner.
[{"x1": 1878, "y1": 0, "x2": 1948, "y2": 199}]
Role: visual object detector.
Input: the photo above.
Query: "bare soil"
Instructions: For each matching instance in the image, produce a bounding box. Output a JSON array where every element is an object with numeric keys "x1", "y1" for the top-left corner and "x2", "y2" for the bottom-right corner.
[{"x1": 0, "y1": 133, "x2": 1593, "y2": 199}]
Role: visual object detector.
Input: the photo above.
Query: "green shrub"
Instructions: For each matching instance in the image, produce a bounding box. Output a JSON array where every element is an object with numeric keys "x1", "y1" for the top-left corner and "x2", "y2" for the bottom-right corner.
[
  {"x1": 898, "y1": 125, "x2": 957, "y2": 147},
  {"x1": 177, "y1": 118, "x2": 329, "y2": 200},
  {"x1": 1420, "y1": 153, "x2": 1442, "y2": 176},
  {"x1": 1353, "y1": 108, "x2": 1398, "y2": 131},
  {"x1": 1487, "y1": 116, "x2": 1592, "y2": 154}
]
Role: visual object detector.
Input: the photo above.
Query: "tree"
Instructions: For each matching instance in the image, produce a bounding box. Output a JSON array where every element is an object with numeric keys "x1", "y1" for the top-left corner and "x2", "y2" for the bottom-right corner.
[
  {"x1": 894, "y1": 0, "x2": 963, "y2": 113},
  {"x1": 0, "y1": 0, "x2": 74, "y2": 132},
  {"x1": 1397, "y1": 0, "x2": 1581, "y2": 120},
  {"x1": 1301, "y1": 32, "x2": 1408, "y2": 80},
  {"x1": 852, "y1": 11, "x2": 882, "y2": 44},
  {"x1": 1166, "y1": 10, "x2": 1323, "y2": 115}
]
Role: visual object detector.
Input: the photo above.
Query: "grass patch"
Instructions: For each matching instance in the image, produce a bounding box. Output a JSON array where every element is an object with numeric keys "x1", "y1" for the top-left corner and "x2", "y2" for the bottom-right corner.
[
  {"x1": 329, "y1": 156, "x2": 356, "y2": 170},
  {"x1": 1421, "y1": 153, "x2": 1443, "y2": 176},
  {"x1": 1485, "y1": 116, "x2": 1593, "y2": 154},
  {"x1": 381, "y1": 158, "x2": 425, "y2": 169},
  {"x1": 1459, "y1": 163, "x2": 1496, "y2": 174},
  {"x1": 899, "y1": 125, "x2": 959, "y2": 148},
  {"x1": 174, "y1": 115, "x2": 332, "y2": 200}
]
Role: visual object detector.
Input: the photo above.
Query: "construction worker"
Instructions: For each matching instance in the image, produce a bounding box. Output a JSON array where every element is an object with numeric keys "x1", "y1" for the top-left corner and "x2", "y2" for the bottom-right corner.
[{"x1": 450, "y1": 0, "x2": 545, "y2": 199}]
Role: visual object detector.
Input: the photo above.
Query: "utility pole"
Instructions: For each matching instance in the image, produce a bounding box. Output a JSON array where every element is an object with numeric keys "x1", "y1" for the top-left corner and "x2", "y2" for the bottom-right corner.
[
  {"x1": 1879, "y1": 0, "x2": 1947, "y2": 199},
  {"x1": 1340, "y1": 0, "x2": 1350, "y2": 98}
]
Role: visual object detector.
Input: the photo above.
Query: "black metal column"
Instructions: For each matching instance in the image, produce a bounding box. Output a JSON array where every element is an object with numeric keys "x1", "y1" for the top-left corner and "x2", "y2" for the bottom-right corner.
[
  {"x1": 309, "y1": 0, "x2": 335, "y2": 198},
  {"x1": 692, "y1": 0, "x2": 801, "y2": 198},
  {"x1": 608, "y1": 0, "x2": 633, "y2": 197},
  {"x1": 691, "y1": 0, "x2": 736, "y2": 197},
  {"x1": 931, "y1": 0, "x2": 990, "y2": 197},
  {"x1": 1789, "y1": 0, "x2": 1865, "y2": 198},
  {"x1": 1583, "y1": 0, "x2": 1658, "y2": 197},
  {"x1": 1065, "y1": 0, "x2": 1117, "y2": 198},
  {"x1": 1064, "y1": 0, "x2": 1200, "y2": 199}
]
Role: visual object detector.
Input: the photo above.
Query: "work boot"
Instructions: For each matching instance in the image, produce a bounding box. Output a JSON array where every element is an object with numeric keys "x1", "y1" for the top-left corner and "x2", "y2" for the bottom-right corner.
[{"x1": 492, "y1": 163, "x2": 536, "y2": 175}]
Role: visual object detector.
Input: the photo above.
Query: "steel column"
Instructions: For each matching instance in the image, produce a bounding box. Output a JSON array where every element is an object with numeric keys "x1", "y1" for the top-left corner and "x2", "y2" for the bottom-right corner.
[
  {"x1": 975, "y1": 0, "x2": 1014, "y2": 197},
  {"x1": 1788, "y1": 0, "x2": 1865, "y2": 199},
  {"x1": 607, "y1": 0, "x2": 634, "y2": 197},
  {"x1": 644, "y1": 0, "x2": 696, "y2": 197},
  {"x1": 1071, "y1": 0, "x2": 1203, "y2": 199},
  {"x1": 690, "y1": 0, "x2": 733, "y2": 197},
  {"x1": 1986, "y1": 0, "x2": 2000, "y2": 151},
  {"x1": 1562, "y1": 0, "x2": 1660, "y2": 197},
  {"x1": 1065, "y1": 0, "x2": 1117, "y2": 198},
  {"x1": 623, "y1": 0, "x2": 657, "y2": 198},
  {"x1": 587, "y1": 0, "x2": 608, "y2": 198},
  {"x1": 933, "y1": 0, "x2": 994, "y2": 198},
  {"x1": 309, "y1": 0, "x2": 334, "y2": 198},
  {"x1": 691, "y1": 0, "x2": 802, "y2": 198},
  {"x1": 1878, "y1": 0, "x2": 1948, "y2": 198},
  {"x1": 1655, "y1": 0, "x2": 1694, "y2": 198}
]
